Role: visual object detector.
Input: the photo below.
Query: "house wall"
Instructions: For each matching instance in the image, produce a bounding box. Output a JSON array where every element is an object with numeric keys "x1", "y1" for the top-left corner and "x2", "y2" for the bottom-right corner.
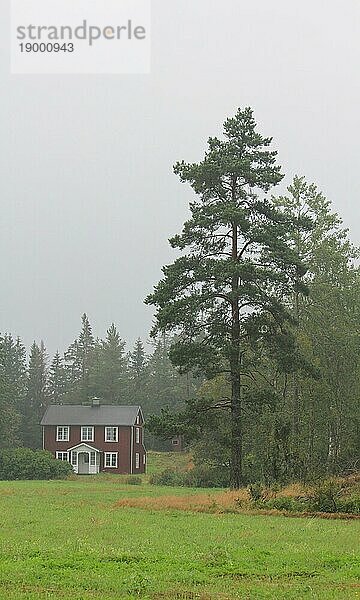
[
  {"x1": 131, "y1": 425, "x2": 146, "y2": 474},
  {"x1": 43, "y1": 424, "x2": 145, "y2": 474}
]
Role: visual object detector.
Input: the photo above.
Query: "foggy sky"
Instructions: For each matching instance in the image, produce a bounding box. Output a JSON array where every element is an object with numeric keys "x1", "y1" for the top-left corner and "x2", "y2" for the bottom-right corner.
[{"x1": 1, "y1": 0, "x2": 360, "y2": 357}]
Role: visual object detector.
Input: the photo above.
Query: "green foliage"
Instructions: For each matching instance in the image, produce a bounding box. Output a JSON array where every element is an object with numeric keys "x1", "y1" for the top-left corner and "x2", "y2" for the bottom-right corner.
[
  {"x1": 47, "y1": 351, "x2": 68, "y2": 405},
  {"x1": 64, "y1": 313, "x2": 95, "y2": 403},
  {"x1": 149, "y1": 468, "x2": 185, "y2": 487},
  {"x1": 0, "y1": 448, "x2": 73, "y2": 480},
  {"x1": 261, "y1": 496, "x2": 307, "y2": 513},
  {"x1": 124, "y1": 475, "x2": 142, "y2": 485},
  {"x1": 150, "y1": 465, "x2": 229, "y2": 488},
  {"x1": 23, "y1": 341, "x2": 48, "y2": 449},
  {"x1": 310, "y1": 480, "x2": 343, "y2": 513},
  {"x1": 146, "y1": 108, "x2": 309, "y2": 487},
  {"x1": 246, "y1": 479, "x2": 360, "y2": 515},
  {"x1": 90, "y1": 323, "x2": 127, "y2": 403},
  {"x1": 183, "y1": 464, "x2": 229, "y2": 488},
  {"x1": 336, "y1": 496, "x2": 360, "y2": 514},
  {"x1": 145, "y1": 450, "x2": 192, "y2": 476},
  {"x1": 129, "y1": 337, "x2": 147, "y2": 379},
  {"x1": 248, "y1": 483, "x2": 265, "y2": 501},
  {"x1": 0, "y1": 334, "x2": 26, "y2": 447}
]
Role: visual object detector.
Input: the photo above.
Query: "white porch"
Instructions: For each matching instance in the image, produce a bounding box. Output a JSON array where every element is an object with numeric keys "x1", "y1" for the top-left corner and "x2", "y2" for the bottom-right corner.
[{"x1": 68, "y1": 443, "x2": 101, "y2": 475}]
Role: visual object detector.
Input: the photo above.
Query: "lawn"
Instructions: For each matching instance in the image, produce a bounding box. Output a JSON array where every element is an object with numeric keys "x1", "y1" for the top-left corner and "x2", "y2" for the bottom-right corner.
[{"x1": 0, "y1": 458, "x2": 359, "y2": 599}]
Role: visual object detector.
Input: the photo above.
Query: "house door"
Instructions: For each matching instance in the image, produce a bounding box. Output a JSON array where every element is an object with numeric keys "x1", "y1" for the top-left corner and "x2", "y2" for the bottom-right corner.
[{"x1": 78, "y1": 452, "x2": 90, "y2": 475}]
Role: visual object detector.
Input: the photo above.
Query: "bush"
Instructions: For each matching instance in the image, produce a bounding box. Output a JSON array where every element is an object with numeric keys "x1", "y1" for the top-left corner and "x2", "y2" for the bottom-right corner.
[
  {"x1": 311, "y1": 480, "x2": 342, "y2": 513},
  {"x1": 248, "y1": 483, "x2": 265, "y2": 501},
  {"x1": 124, "y1": 476, "x2": 142, "y2": 485},
  {"x1": 183, "y1": 465, "x2": 229, "y2": 488},
  {"x1": 0, "y1": 448, "x2": 73, "y2": 480},
  {"x1": 261, "y1": 497, "x2": 308, "y2": 513},
  {"x1": 149, "y1": 469, "x2": 184, "y2": 486},
  {"x1": 336, "y1": 496, "x2": 360, "y2": 514},
  {"x1": 150, "y1": 465, "x2": 229, "y2": 488}
]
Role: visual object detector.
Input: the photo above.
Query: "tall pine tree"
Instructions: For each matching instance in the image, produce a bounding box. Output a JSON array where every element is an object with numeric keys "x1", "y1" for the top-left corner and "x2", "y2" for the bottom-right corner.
[{"x1": 146, "y1": 108, "x2": 308, "y2": 487}]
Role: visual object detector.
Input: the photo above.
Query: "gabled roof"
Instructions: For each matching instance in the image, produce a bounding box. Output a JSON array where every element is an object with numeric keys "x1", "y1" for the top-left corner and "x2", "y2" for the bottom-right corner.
[{"x1": 41, "y1": 404, "x2": 142, "y2": 426}]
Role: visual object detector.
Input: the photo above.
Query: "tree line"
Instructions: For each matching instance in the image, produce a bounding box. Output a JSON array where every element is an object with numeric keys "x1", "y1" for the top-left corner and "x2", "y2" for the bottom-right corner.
[{"x1": 0, "y1": 319, "x2": 197, "y2": 450}]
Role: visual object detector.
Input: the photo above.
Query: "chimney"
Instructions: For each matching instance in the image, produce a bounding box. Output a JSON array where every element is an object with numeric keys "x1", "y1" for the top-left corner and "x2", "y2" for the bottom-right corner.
[{"x1": 91, "y1": 397, "x2": 101, "y2": 408}]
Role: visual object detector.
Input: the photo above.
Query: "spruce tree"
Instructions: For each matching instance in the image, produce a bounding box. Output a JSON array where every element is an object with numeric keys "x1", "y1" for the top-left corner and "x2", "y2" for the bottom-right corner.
[
  {"x1": 23, "y1": 341, "x2": 48, "y2": 448},
  {"x1": 91, "y1": 324, "x2": 127, "y2": 403},
  {"x1": 47, "y1": 351, "x2": 69, "y2": 404},
  {"x1": 129, "y1": 338, "x2": 147, "y2": 379},
  {"x1": 65, "y1": 313, "x2": 95, "y2": 402},
  {"x1": 0, "y1": 334, "x2": 26, "y2": 447}
]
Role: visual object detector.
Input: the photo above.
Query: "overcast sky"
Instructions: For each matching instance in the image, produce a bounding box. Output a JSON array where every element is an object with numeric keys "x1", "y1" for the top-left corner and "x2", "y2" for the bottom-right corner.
[{"x1": 1, "y1": 0, "x2": 360, "y2": 357}]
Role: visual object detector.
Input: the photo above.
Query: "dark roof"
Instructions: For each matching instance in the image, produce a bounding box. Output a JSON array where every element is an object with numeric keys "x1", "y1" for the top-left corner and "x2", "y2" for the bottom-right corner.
[{"x1": 40, "y1": 404, "x2": 142, "y2": 426}]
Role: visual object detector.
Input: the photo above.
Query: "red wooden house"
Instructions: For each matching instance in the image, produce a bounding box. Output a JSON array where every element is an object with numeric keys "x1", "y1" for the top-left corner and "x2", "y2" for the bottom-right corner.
[{"x1": 41, "y1": 401, "x2": 146, "y2": 475}]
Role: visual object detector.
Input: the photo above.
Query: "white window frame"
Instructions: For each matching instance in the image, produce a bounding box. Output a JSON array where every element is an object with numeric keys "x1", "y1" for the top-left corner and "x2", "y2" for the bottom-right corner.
[
  {"x1": 135, "y1": 452, "x2": 140, "y2": 469},
  {"x1": 143, "y1": 454, "x2": 146, "y2": 465},
  {"x1": 56, "y1": 426, "x2": 70, "y2": 442},
  {"x1": 70, "y1": 451, "x2": 78, "y2": 466},
  {"x1": 90, "y1": 451, "x2": 96, "y2": 466},
  {"x1": 105, "y1": 426, "x2": 118, "y2": 442},
  {"x1": 81, "y1": 426, "x2": 94, "y2": 442},
  {"x1": 56, "y1": 451, "x2": 69, "y2": 461},
  {"x1": 104, "y1": 452, "x2": 118, "y2": 468},
  {"x1": 135, "y1": 427, "x2": 140, "y2": 444}
]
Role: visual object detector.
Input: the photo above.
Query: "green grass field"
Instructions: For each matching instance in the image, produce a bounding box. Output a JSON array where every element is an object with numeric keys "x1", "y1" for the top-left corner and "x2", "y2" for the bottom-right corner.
[{"x1": 0, "y1": 454, "x2": 359, "y2": 599}]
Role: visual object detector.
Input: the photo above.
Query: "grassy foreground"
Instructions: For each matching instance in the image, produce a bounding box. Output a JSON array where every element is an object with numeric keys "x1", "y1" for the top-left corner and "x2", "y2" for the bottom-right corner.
[{"x1": 0, "y1": 458, "x2": 359, "y2": 599}]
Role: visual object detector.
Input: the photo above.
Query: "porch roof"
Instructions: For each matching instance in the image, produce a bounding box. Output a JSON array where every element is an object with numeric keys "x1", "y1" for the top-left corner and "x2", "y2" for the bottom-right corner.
[{"x1": 67, "y1": 443, "x2": 100, "y2": 453}]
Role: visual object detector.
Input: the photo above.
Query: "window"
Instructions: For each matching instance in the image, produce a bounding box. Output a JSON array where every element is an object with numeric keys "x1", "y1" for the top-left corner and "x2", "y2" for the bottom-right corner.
[
  {"x1": 143, "y1": 454, "x2": 146, "y2": 465},
  {"x1": 172, "y1": 439, "x2": 179, "y2": 446},
  {"x1": 104, "y1": 452, "x2": 118, "y2": 468},
  {"x1": 90, "y1": 451, "x2": 96, "y2": 466},
  {"x1": 56, "y1": 451, "x2": 69, "y2": 461},
  {"x1": 135, "y1": 427, "x2": 140, "y2": 444},
  {"x1": 136, "y1": 415, "x2": 140, "y2": 425},
  {"x1": 105, "y1": 427, "x2": 118, "y2": 442},
  {"x1": 81, "y1": 426, "x2": 94, "y2": 442},
  {"x1": 56, "y1": 426, "x2": 69, "y2": 441},
  {"x1": 70, "y1": 451, "x2": 77, "y2": 466},
  {"x1": 135, "y1": 453, "x2": 140, "y2": 469}
]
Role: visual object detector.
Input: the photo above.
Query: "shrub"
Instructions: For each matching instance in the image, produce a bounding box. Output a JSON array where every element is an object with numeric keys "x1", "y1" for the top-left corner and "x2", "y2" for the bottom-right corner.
[
  {"x1": 336, "y1": 496, "x2": 360, "y2": 514},
  {"x1": 0, "y1": 448, "x2": 73, "y2": 480},
  {"x1": 149, "y1": 469, "x2": 184, "y2": 486},
  {"x1": 124, "y1": 476, "x2": 142, "y2": 485},
  {"x1": 183, "y1": 465, "x2": 229, "y2": 488},
  {"x1": 248, "y1": 483, "x2": 265, "y2": 501},
  {"x1": 150, "y1": 465, "x2": 229, "y2": 488},
  {"x1": 311, "y1": 480, "x2": 342, "y2": 513},
  {"x1": 262, "y1": 497, "x2": 308, "y2": 513}
]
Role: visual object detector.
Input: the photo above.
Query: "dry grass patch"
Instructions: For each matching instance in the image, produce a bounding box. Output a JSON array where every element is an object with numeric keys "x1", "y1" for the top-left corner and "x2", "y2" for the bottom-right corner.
[
  {"x1": 114, "y1": 480, "x2": 360, "y2": 519},
  {"x1": 115, "y1": 490, "x2": 248, "y2": 513}
]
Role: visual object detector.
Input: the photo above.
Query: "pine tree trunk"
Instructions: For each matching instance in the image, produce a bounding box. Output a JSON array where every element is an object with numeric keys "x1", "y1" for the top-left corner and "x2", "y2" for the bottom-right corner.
[
  {"x1": 292, "y1": 288, "x2": 301, "y2": 434},
  {"x1": 230, "y1": 368, "x2": 242, "y2": 488},
  {"x1": 229, "y1": 216, "x2": 243, "y2": 489}
]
